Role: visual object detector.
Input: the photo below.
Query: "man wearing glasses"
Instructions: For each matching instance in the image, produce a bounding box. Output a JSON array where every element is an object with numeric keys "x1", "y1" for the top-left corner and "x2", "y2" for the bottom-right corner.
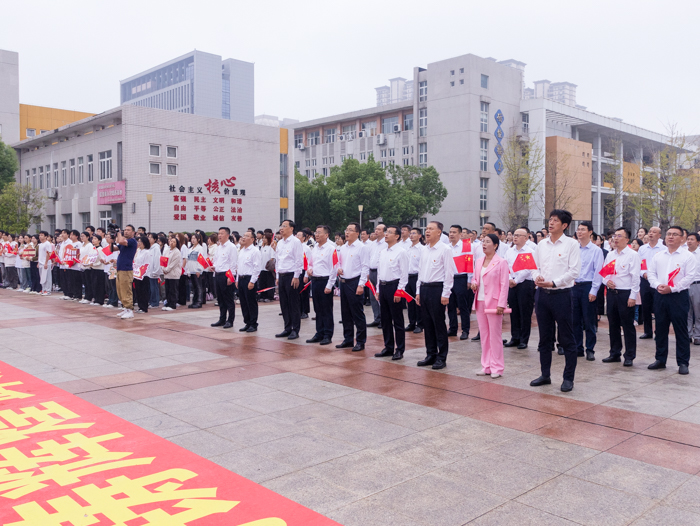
[
  {"x1": 335, "y1": 223, "x2": 370, "y2": 351},
  {"x1": 274, "y1": 220, "x2": 304, "y2": 340},
  {"x1": 504, "y1": 228, "x2": 536, "y2": 349}
]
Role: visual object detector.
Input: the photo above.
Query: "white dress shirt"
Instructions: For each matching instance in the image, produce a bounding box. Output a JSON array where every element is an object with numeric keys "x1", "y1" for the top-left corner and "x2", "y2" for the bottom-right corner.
[
  {"x1": 576, "y1": 241, "x2": 604, "y2": 296},
  {"x1": 369, "y1": 238, "x2": 387, "y2": 269},
  {"x1": 377, "y1": 243, "x2": 408, "y2": 293},
  {"x1": 648, "y1": 248, "x2": 698, "y2": 292},
  {"x1": 237, "y1": 244, "x2": 262, "y2": 283},
  {"x1": 338, "y1": 239, "x2": 369, "y2": 283},
  {"x1": 638, "y1": 241, "x2": 666, "y2": 277},
  {"x1": 407, "y1": 242, "x2": 426, "y2": 275},
  {"x1": 275, "y1": 235, "x2": 304, "y2": 279},
  {"x1": 399, "y1": 238, "x2": 412, "y2": 250},
  {"x1": 531, "y1": 235, "x2": 581, "y2": 289},
  {"x1": 308, "y1": 240, "x2": 338, "y2": 289},
  {"x1": 689, "y1": 249, "x2": 700, "y2": 282},
  {"x1": 214, "y1": 240, "x2": 237, "y2": 274},
  {"x1": 604, "y1": 246, "x2": 641, "y2": 300},
  {"x1": 440, "y1": 232, "x2": 450, "y2": 245},
  {"x1": 416, "y1": 241, "x2": 455, "y2": 298},
  {"x1": 506, "y1": 244, "x2": 535, "y2": 284}
]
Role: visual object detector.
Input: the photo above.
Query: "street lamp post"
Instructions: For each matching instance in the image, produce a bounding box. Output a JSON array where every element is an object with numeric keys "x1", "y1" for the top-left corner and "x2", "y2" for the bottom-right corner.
[
  {"x1": 358, "y1": 204, "x2": 363, "y2": 228},
  {"x1": 146, "y1": 194, "x2": 153, "y2": 232}
]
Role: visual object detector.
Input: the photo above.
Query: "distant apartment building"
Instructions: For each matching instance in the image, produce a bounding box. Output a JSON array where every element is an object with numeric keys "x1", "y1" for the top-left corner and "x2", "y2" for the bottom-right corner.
[
  {"x1": 375, "y1": 77, "x2": 414, "y2": 107},
  {"x1": 120, "y1": 50, "x2": 254, "y2": 123},
  {"x1": 255, "y1": 114, "x2": 299, "y2": 128},
  {"x1": 524, "y1": 79, "x2": 583, "y2": 109}
]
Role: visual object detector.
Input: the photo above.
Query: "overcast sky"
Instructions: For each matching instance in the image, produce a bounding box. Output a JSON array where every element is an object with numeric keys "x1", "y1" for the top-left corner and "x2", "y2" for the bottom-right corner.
[{"x1": 2, "y1": 0, "x2": 697, "y2": 136}]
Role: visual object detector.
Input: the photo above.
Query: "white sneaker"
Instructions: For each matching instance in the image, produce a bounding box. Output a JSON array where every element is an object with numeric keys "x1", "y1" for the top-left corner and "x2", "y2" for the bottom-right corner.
[
  {"x1": 79, "y1": 299, "x2": 89, "y2": 304},
  {"x1": 120, "y1": 309, "x2": 134, "y2": 319},
  {"x1": 476, "y1": 370, "x2": 491, "y2": 376},
  {"x1": 162, "y1": 306, "x2": 173, "y2": 311},
  {"x1": 104, "y1": 304, "x2": 114, "y2": 308},
  {"x1": 116, "y1": 309, "x2": 126, "y2": 317},
  {"x1": 24, "y1": 288, "x2": 31, "y2": 293},
  {"x1": 490, "y1": 373, "x2": 502, "y2": 379}
]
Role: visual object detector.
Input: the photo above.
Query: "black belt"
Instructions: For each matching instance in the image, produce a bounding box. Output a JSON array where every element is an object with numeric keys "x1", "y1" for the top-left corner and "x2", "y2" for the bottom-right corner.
[
  {"x1": 278, "y1": 272, "x2": 294, "y2": 277},
  {"x1": 408, "y1": 273, "x2": 418, "y2": 277},
  {"x1": 574, "y1": 281, "x2": 592, "y2": 286},
  {"x1": 339, "y1": 276, "x2": 360, "y2": 283},
  {"x1": 607, "y1": 288, "x2": 630, "y2": 294},
  {"x1": 311, "y1": 276, "x2": 329, "y2": 281},
  {"x1": 693, "y1": 281, "x2": 700, "y2": 285},
  {"x1": 420, "y1": 282, "x2": 443, "y2": 288},
  {"x1": 540, "y1": 288, "x2": 570, "y2": 295},
  {"x1": 239, "y1": 274, "x2": 251, "y2": 279},
  {"x1": 454, "y1": 274, "x2": 470, "y2": 279},
  {"x1": 379, "y1": 279, "x2": 399, "y2": 286}
]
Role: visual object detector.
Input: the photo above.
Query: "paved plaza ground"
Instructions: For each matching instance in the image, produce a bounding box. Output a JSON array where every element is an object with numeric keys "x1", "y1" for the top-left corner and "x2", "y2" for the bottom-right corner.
[{"x1": 1, "y1": 289, "x2": 700, "y2": 525}]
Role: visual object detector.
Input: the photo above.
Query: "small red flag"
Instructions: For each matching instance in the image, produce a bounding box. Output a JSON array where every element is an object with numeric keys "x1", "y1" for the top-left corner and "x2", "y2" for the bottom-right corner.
[
  {"x1": 257, "y1": 286, "x2": 275, "y2": 293},
  {"x1": 225, "y1": 269, "x2": 235, "y2": 283},
  {"x1": 197, "y1": 253, "x2": 211, "y2": 269},
  {"x1": 641, "y1": 259, "x2": 647, "y2": 271},
  {"x1": 160, "y1": 256, "x2": 169, "y2": 267},
  {"x1": 101, "y1": 245, "x2": 112, "y2": 257},
  {"x1": 48, "y1": 251, "x2": 58, "y2": 262},
  {"x1": 454, "y1": 254, "x2": 474, "y2": 274},
  {"x1": 461, "y1": 239, "x2": 472, "y2": 253},
  {"x1": 512, "y1": 253, "x2": 537, "y2": 273},
  {"x1": 303, "y1": 252, "x2": 308, "y2": 271},
  {"x1": 394, "y1": 289, "x2": 414, "y2": 303},
  {"x1": 668, "y1": 267, "x2": 681, "y2": 287},
  {"x1": 332, "y1": 250, "x2": 339, "y2": 266},
  {"x1": 181, "y1": 266, "x2": 186, "y2": 275},
  {"x1": 300, "y1": 281, "x2": 311, "y2": 293},
  {"x1": 599, "y1": 259, "x2": 617, "y2": 278},
  {"x1": 365, "y1": 280, "x2": 377, "y2": 295}
]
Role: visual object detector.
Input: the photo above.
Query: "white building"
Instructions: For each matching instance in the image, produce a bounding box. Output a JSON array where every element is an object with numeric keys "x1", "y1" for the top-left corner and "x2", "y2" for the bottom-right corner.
[
  {"x1": 0, "y1": 49, "x2": 20, "y2": 144},
  {"x1": 375, "y1": 77, "x2": 414, "y2": 107}
]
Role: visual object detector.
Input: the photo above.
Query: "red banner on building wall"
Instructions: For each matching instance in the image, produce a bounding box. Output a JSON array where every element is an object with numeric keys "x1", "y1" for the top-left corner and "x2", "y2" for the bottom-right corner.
[{"x1": 97, "y1": 181, "x2": 127, "y2": 205}]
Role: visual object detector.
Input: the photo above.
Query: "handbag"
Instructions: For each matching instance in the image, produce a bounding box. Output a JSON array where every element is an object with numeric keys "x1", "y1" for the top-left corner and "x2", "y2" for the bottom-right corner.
[{"x1": 265, "y1": 258, "x2": 275, "y2": 273}]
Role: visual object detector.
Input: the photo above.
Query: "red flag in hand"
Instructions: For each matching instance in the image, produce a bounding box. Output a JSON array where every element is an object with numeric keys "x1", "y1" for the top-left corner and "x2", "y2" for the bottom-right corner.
[
  {"x1": 641, "y1": 259, "x2": 647, "y2": 271},
  {"x1": 48, "y1": 251, "x2": 58, "y2": 262},
  {"x1": 101, "y1": 245, "x2": 112, "y2": 257},
  {"x1": 303, "y1": 252, "x2": 308, "y2": 271},
  {"x1": 454, "y1": 254, "x2": 474, "y2": 274},
  {"x1": 365, "y1": 280, "x2": 377, "y2": 295},
  {"x1": 197, "y1": 253, "x2": 211, "y2": 269},
  {"x1": 300, "y1": 281, "x2": 311, "y2": 293},
  {"x1": 160, "y1": 256, "x2": 169, "y2": 267},
  {"x1": 461, "y1": 239, "x2": 472, "y2": 253},
  {"x1": 512, "y1": 253, "x2": 537, "y2": 272},
  {"x1": 394, "y1": 289, "x2": 414, "y2": 303},
  {"x1": 668, "y1": 267, "x2": 681, "y2": 287},
  {"x1": 332, "y1": 250, "x2": 339, "y2": 266},
  {"x1": 599, "y1": 259, "x2": 616, "y2": 278},
  {"x1": 225, "y1": 269, "x2": 235, "y2": 283}
]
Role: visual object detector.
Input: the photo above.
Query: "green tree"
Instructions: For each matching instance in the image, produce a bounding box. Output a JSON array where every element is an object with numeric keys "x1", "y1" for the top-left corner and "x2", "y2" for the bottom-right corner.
[
  {"x1": 0, "y1": 182, "x2": 45, "y2": 233},
  {"x1": 293, "y1": 168, "x2": 331, "y2": 230},
  {"x1": 0, "y1": 139, "x2": 19, "y2": 192}
]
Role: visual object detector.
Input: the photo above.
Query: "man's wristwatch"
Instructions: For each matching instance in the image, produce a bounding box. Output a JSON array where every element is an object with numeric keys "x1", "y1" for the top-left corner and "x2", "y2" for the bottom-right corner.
[{"x1": 552, "y1": 281, "x2": 557, "y2": 288}]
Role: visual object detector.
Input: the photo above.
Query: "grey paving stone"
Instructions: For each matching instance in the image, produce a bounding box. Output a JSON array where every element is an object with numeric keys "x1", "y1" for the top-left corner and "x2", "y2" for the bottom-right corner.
[
  {"x1": 168, "y1": 401, "x2": 261, "y2": 428},
  {"x1": 469, "y1": 501, "x2": 579, "y2": 525},
  {"x1": 663, "y1": 476, "x2": 700, "y2": 515},
  {"x1": 602, "y1": 393, "x2": 692, "y2": 418},
  {"x1": 167, "y1": 430, "x2": 238, "y2": 458},
  {"x1": 326, "y1": 499, "x2": 424, "y2": 526},
  {"x1": 189, "y1": 380, "x2": 276, "y2": 401},
  {"x1": 324, "y1": 390, "x2": 406, "y2": 415},
  {"x1": 631, "y1": 505, "x2": 700, "y2": 525},
  {"x1": 268, "y1": 401, "x2": 352, "y2": 425},
  {"x1": 129, "y1": 414, "x2": 198, "y2": 438},
  {"x1": 246, "y1": 432, "x2": 361, "y2": 470},
  {"x1": 262, "y1": 471, "x2": 363, "y2": 514},
  {"x1": 670, "y1": 405, "x2": 700, "y2": 425},
  {"x1": 209, "y1": 415, "x2": 300, "y2": 446},
  {"x1": 210, "y1": 449, "x2": 298, "y2": 484},
  {"x1": 368, "y1": 402, "x2": 461, "y2": 431},
  {"x1": 64, "y1": 363, "x2": 135, "y2": 379},
  {"x1": 118, "y1": 356, "x2": 183, "y2": 371},
  {"x1": 34, "y1": 370, "x2": 81, "y2": 383},
  {"x1": 303, "y1": 411, "x2": 415, "y2": 448},
  {"x1": 139, "y1": 390, "x2": 228, "y2": 414},
  {"x1": 488, "y1": 434, "x2": 598, "y2": 472},
  {"x1": 234, "y1": 390, "x2": 315, "y2": 414},
  {"x1": 103, "y1": 401, "x2": 164, "y2": 421}
]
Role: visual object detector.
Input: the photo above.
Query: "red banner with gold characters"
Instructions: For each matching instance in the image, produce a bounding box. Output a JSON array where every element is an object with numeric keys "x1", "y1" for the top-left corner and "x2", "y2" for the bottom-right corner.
[{"x1": 0, "y1": 362, "x2": 341, "y2": 526}]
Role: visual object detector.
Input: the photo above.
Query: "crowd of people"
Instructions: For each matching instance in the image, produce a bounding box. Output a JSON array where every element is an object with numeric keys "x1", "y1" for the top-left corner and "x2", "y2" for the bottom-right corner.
[{"x1": 0, "y1": 211, "x2": 698, "y2": 392}]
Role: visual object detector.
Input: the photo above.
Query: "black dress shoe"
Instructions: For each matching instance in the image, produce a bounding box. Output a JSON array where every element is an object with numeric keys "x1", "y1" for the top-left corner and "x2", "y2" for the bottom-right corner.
[
  {"x1": 417, "y1": 357, "x2": 436, "y2": 367},
  {"x1": 639, "y1": 333, "x2": 653, "y2": 339},
  {"x1": 377, "y1": 324, "x2": 382, "y2": 329},
  {"x1": 211, "y1": 320, "x2": 226, "y2": 327},
  {"x1": 577, "y1": 351, "x2": 585, "y2": 357},
  {"x1": 223, "y1": 322, "x2": 233, "y2": 329},
  {"x1": 504, "y1": 340, "x2": 519, "y2": 348},
  {"x1": 300, "y1": 313, "x2": 309, "y2": 319},
  {"x1": 680, "y1": 364, "x2": 689, "y2": 375},
  {"x1": 191, "y1": 304, "x2": 202, "y2": 309},
  {"x1": 374, "y1": 348, "x2": 394, "y2": 358},
  {"x1": 460, "y1": 332, "x2": 469, "y2": 340},
  {"x1": 319, "y1": 338, "x2": 332, "y2": 345},
  {"x1": 275, "y1": 331, "x2": 291, "y2": 338},
  {"x1": 517, "y1": 343, "x2": 528, "y2": 350},
  {"x1": 447, "y1": 330, "x2": 458, "y2": 337},
  {"x1": 413, "y1": 327, "x2": 423, "y2": 334},
  {"x1": 432, "y1": 360, "x2": 446, "y2": 370},
  {"x1": 561, "y1": 380, "x2": 574, "y2": 392},
  {"x1": 648, "y1": 360, "x2": 666, "y2": 370},
  {"x1": 246, "y1": 326, "x2": 258, "y2": 332},
  {"x1": 405, "y1": 324, "x2": 416, "y2": 331},
  {"x1": 623, "y1": 359, "x2": 634, "y2": 367},
  {"x1": 335, "y1": 340, "x2": 354, "y2": 349},
  {"x1": 287, "y1": 331, "x2": 299, "y2": 340},
  {"x1": 471, "y1": 333, "x2": 481, "y2": 342},
  {"x1": 557, "y1": 347, "x2": 565, "y2": 355},
  {"x1": 352, "y1": 343, "x2": 364, "y2": 352},
  {"x1": 239, "y1": 325, "x2": 250, "y2": 332},
  {"x1": 367, "y1": 321, "x2": 380, "y2": 328},
  {"x1": 306, "y1": 335, "x2": 322, "y2": 343},
  {"x1": 392, "y1": 351, "x2": 404, "y2": 360},
  {"x1": 586, "y1": 350, "x2": 595, "y2": 361},
  {"x1": 602, "y1": 355, "x2": 621, "y2": 363},
  {"x1": 530, "y1": 375, "x2": 551, "y2": 387}
]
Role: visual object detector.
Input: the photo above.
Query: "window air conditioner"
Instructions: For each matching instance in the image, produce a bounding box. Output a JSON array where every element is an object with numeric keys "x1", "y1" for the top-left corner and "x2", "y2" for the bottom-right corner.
[
  {"x1": 392, "y1": 124, "x2": 401, "y2": 133},
  {"x1": 358, "y1": 131, "x2": 367, "y2": 138},
  {"x1": 376, "y1": 134, "x2": 386, "y2": 145},
  {"x1": 338, "y1": 135, "x2": 345, "y2": 141}
]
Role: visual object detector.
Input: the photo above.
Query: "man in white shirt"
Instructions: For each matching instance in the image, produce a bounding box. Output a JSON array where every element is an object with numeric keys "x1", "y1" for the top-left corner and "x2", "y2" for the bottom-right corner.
[
  {"x1": 367, "y1": 224, "x2": 387, "y2": 328},
  {"x1": 447, "y1": 224, "x2": 475, "y2": 340},
  {"x1": 601, "y1": 227, "x2": 640, "y2": 366},
  {"x1": 416, "y1": 221, "x2": 454, "y2": 370},
  {"x1": 275, "y1": 220, "x2": 304, "y2": 340},
  {"x1": 374, "y1": 226, "x2": 409, "y2": 361},
  {"x1": 504, "y1": 228, "x2": 536, "y2": 349},
  {"x1": 530, "y1": 210, "x2": 581, "y2": 392},
  {"x1": 572, "y1": 221, "x2": 604, "y2": 361},
  {"x1": 297, "y1": 229, "x2": 312, "y2": 320},
  {"x1": 336, "y1": 222, "x2": 370, "y2": 351},
  {"x1": 211, "y1": 226, "x2": 238, "y2": 329},
  {"x1": 399, "y1": 225, "x2": 412, "y2": 250},
  {"x1": 405, "y1": 227, "x2": 426, "y2": 333},
  {"x1": 687, "y1": 233, "x2": 700, "y2": 346},
  {"x1": 638, "y1": 226, "x2": 664, "y2": 339},
  {"x1": 648, "y1": 226, "x2": 698, "y2": 374},
  {"x1": 305, "y1": 225, "x2": 338, "y2": 346},
  {"x1": 38, "y1": 231, "x2": 53, "y2": 295},
  {"x1": 237, "y1": 231, "x2": 262, "y2": 332}
]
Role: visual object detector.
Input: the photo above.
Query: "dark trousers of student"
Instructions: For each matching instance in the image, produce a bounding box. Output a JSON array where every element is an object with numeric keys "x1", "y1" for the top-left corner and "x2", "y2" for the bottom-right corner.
[
  {"x1": 379, "y1": 280, "x2": 405, "y2": 353},
  {"x1": 640, "y1": 277, "x2": 655, "y2": 335},
  {"x1": 300, "y1": 270, "x2": 310, "y2": 314},
  {"x1": 189, "y1": 274, "x2": 204, "y2": 306},
  {"x1": 368, "y1": 269, "x2": 381, "y2": 323},
  {"x1": 178, "y1": 274, "x2": 188, "y2": 305},
  {"x1": 84, "y1": 268, "x2": 94, "y2": 302},
  {"x1": 91, "y1": 269, "x2": 105, "y2": 305},
  {"x1": 215, "y1": 272, "x2": 236, "y2": 324},
  {"x1": 278, "y1": 272, "x2": 301, "y2": 333},
  {"x1": 149, "y1": 277, "x2": 160, "y2": 307},
  {"x1": 69, "y1": 270, "x2": 83, "y2": 298},
  {"x1": 420, "y1": 282, "x2": 449, "y2": 362},
  {"x1": 238, "y1": 275, "x2": 258, "y2": 328},
  {"x1": 6, "y1": 267, "x2": 18, "y2": 289},
  {"x1": 134, "y1": 276, "x2": 150, "y2": 312},
  {"x1": 340, "y1": 276, "x2": 366, "y2": 344},
  {"x1": 572, "y1": 281, "x2": 597, "y2": 354},
  {"x1": 165, "y1": 278, "x2": 179, "y2": 310},
  {"x1": 30, "y1": 262, "x2": 41, "y2": 292},
  {"x1": 448, "y1": 275, "x2": 473, "y2": 335},
  {"x1": 654, "y1": 290, "x2": 691, "y2": 366},
  {"x1": 406, "y1": 274, "x2": 423, "y2": 328},
  {"x1": 508, "y1": 279, "x2": 535, "y2": 344},
  {"x1": 536, "y1": 288, "x2": 577, "y2": 381},
  {"x1": 60, "y1": 269, "x2": 70, "y2": 296},
  {"x1": 607, "y1": 289, "x2": 636, "y2": 359},
  {"x1": 258, "y1": 270, "x2": 275, "y2": 300},
  {"x1": 311, "y1": 276, "x2": 333, "y2": 340}
]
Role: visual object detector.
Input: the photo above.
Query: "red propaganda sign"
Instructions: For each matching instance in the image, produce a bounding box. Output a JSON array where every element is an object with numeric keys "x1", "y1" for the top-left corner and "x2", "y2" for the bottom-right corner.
[{"x1": 97, "y1": 181, "x2": 126, "y2": 205}]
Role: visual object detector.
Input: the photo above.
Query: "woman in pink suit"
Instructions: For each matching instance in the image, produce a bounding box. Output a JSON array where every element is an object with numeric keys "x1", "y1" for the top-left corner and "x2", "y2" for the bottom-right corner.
[{"x1": 471, "y1": 234, "x2": 510, "y2": 378}]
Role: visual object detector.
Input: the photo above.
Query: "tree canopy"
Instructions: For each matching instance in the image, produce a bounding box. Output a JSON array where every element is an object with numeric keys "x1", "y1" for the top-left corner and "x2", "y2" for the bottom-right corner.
[
  {"x1": 0, "y1": 182, "x2": 45, "y2": 234},
  {"x1": 0, "y1": 139, "x2": 19, "y2": 192}
]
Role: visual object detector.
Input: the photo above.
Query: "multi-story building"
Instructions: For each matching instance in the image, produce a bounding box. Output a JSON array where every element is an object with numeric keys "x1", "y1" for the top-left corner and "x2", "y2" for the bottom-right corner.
[
  {"x1": 12, "y1": 105, "x2": 291, "y2": 233},
  {"x1": 524, "y1": 79, "x2": 583, "y2": 108},
  {"x1": 255, "y1": 114, "x2": 299, "y2": 128},
  {"x1": 120, "y1": 50, "x2": 254, "y2": 123},
  {"x1": 375, "y1": 77, "x2": 414, "y2": 107}
]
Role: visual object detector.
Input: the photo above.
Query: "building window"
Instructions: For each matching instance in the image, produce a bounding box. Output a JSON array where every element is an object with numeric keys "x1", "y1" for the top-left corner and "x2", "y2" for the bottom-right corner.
[
  {"x1": 280, "y1": 208, "x2": 288, "y2": 223},
  {"x1": 150, "y1": 144, "x2": 160, "y2": 156},
  {"x1": 99, "y1": 150, "x2": 112, "y2": 180},
  {"x1": 294, "y1": 161, "x2": 300, "y2": 169},
  {"x1": 360, "y1": 152, "x2": 366, "y2": 160},
  {"x1": 382, "y1": 116, "x2": 399, "y2": 134},
  {"x1": 61, "y1": 162, "x2": 67, "y2": 186},
  {"x1": 480, "y1": 139, "x2": 488, "y2": 171},
  {"x1": 305, "y1": 170, "x2": 310, "y2": 177},
  {"x1": 307, "y1": 130, "x2": 320, "y2": 146},
  {"x1": 361, "y1": 121, "x2": 377, "y2": 137},
  {"x1": 460, "y1": 79, "x2": 464, "y2": 85},
  {"x1": 479, "y1": 215, "x2": 489, "y2": 227},
  {"x1": 480, "y1": 102, "x2": 489, "y2": 132},
  {"x1": 322, "y1": 167, "x2": 328, "y2": 176},
  {"x1": 450, "y1": 70, "x2": 455, "y2": 75},
  {"x1": 419, "y1": 81, "x2": 427, "y2": 102},
  {"x1": 324, "y1": 128, "x2": 336, "y2": 143},
  {"x1": 329, "y1": 156, "x2": 334, "y2": 164},
  {"x1": 280, "y1": 153, "x2": 288, "y2": 198},
  {"x1": 149, "y1": 163, "x2": 161, "y2": 175},
  {"x1": 341, "y1": 155, "x2": 346, "y2": 162},
  {"x1": 480, "y1": 178, "x2": 488, "y2": 211},
  {"x1": 81, "y1": 212, "x2": 91, "y2": 231},
  {"x1": 53, "y1": 163, "x2": 58, "y2": 188},
  {"x1": 167, "y1": 146, "x2": 177, "y2": 158},
  {"x1": 460, "y1": 68, "x2": 464, "y2": 74},
  {"x1": 63, "y1": 214, "x2": 72, "y2": 231},
  {"x1": 69, "y1": 159, "x2": 76, "y2": 185},
  {"x1": 403, "y1": 158, "x2": 409, "y2": 166},
  {"x1": 388, "y1": 148, "x2": 395, "y2": 157},
  {"x1": 322, "y1": 157, "x2": 327, "y2": 165},
  {"x1": 87, "y1": 155, "x2": 94, "y2": 182},
  {"x1": 39, "y1": 166, "x2": 44, "y2": 189},
  {"x1": 44, "y1": 165, "x2": 50, "y2": 188},
  {"x1": 419, "y1": 109, "x2": 428, "y2": 137},
  {"x1": 47, "y1": 215, "x2": 56, "y2": 233},
  {"x1": 77, "y1": 157, "x2": 84, "y2": 184},
  {"x1": 419, "y1": 217, "x2": 427, "y2": 234},
  {"x1": 481, "y1": 74, "x2": 489, "y2": 89},
  {"x1": 294, "y1": 134, "x2": 303, "y2": 148},
  {"x1": 305, "y1": 160, "x2": 310, "y2": 167},
  {"x1": 348, "y1": 154, "x2": 353, "y2": 160},
  {"x1": 419, "y1": 143, "x2": 428, "y2": 167},
  {"x1": 342, "y1": 124, "x2": 356, "y2": 139},
  {"x1": 26, "y1": 129, "x2": 36, "y2": 138},
  {"x1": 404, "y1": 113, "x2": 413, "y2": 131},
  {"x1": 521, "y1": 113, "x2": 529, "y2": 133},
  {"x1": 450, "y1": 81, "x2": 455, "y2": 87},
  {"x1": 311, "y1": 159, "x2": 317, "y2": 166},
  {"x1": 167, "y1": 164, "x2": 177, "y2": 176},
  {"x1": 381, "y1": 161, "x2": 387, "y2": 168},
  {"x1": 381, "y1": 150, "x2": 387, "y2": 158}
]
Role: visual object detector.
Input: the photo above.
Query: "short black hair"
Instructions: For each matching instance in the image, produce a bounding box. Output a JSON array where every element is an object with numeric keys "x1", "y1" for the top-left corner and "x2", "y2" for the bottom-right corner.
[
  {"x1": 430, "y1": 221, "x2": 444, "y2": 232},
  {"x1": 496, "y1": 228, "x2": 504, "y2": 236},
  {"x1": 485, "y1": 222, "x2": 497, "y2": 230},
  {"x1": 86, "y1": 225, "x2": 95, "y2": 232},
  {"x1": 39, "y1": 230, "x2": 48, "y2": 237},
  {"x1": 637, "y1": 227, "x2": 648, "y2": 235},
  {"x1": 282, "y1": 219, "x2": 297, "y2": 231},
  {"x1": 137, "y1": 234, "x2": 151, "y2": 249},
  {"x1": 549, "y1": 209, "x2": 573, "y2": 229},
  {"x1": 401, "y1": 224, "x2": 411, "y2": 231},
  {"x1": 386, "y1": 225, "x2": 400, "y2": 237},
  {"x1": 347, "y1": 222, "x2": 360, "y2": 233},
  {"x1": 125, "y1": 224, "x2": 135, "y2": 231},
  {"x1": 137, "y1": 226, "x2": 146, "y2": 232},
  {"x1": 316, "y1": 225, "x2": 331, "y2": 236},
  {"x1": 688, "y1": 233, "x2": 700, "y2": 242},
  {"x1": 579, "y1": 221, "x2": 594, "y2": 232},
  {"x1": 667, "y1": 225, "x2": 684, "y2": 235},
  {"x1": 615, "y1": 227, "x2": 631, "y2": 240},
  {"x1": 361, "y1": 229, "x2": 370, "y2": 235},
  {"x1": 219, "y1": 226, "x2": 231, "y2": 235},
  {"x1": 450, "y1": 224, "x2": 462, "y2": 232},
  {"x1": 70, "y1": 229, "x2": 80, "y2": 238}
]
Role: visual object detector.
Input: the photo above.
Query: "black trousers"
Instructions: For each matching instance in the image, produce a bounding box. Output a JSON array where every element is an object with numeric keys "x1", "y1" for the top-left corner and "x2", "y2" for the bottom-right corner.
[
  {"x1": 178, "y1": 274, "x2": 188, "y2": 305},
  {"x1": 238, "y1": 275, "x2": 258, "y2": 328},
  {"x1": 311, "y1": 276, "x2": 334, "y2": 339},
  {"x1": 572, "y1": 281, "x2": 597, "y2": 354},
  {"x1": 258, "y1": 270, "x2": 275, "y2": 300},
  {"x1": 165, "y1": 279, "x2": 179, "y2": 309},
  {"x1": 189, "y1": 274, "x2": 204, "y2": 306},
  {"x1": 406, "y1": 274, "x2": 423, "y2": 328},
  {"x1": 84, "y1": 268, "x2": 94, "y2": 302},
  {"x1": 380, "y1": 280, "x2": 405, "y2": 352},
  {"x1": 215, "y1": 272, "x2": 236, "y2": 323},
  {"x1": 134, "y1": 277, "x2": 150, "y2": 312},
  {"x1": 30, "y1": 262, "x2": 41, "y2": 292},
  {"x1": 340, "y1": 276, "x2": 366, "y2": 344},
  {"x1": 92, "y1": 269, "x2": 105, "y2": 305},
  {"x1": 300, "y1": 270, "x2": 310, "y2": 314},
  {"x1": 536, "y1": 288, "x2": 577, "y2": 381},
  {"x1": 607, "y1": 289, "x2": 636, "y2": 359},
  {"x1": 69, "y1": 270, "x2": 82, "y2": 298},
  {"x1": 654, "y1": 290, "x2": 691, "y2": 366},
  {"x1": 448, "y1": 275, "x2": 473, "y2": 335},
  {"x1": 420, "y1": 283, "x2": 448, "y2": 361},
  {"x1": 640, "y1": 277, "x2": 655, "y2": 335},
  {"x1": 61, "y1": 269, "x2": 70, "y2": 297},
  {"x1": 508, "y1": 279, "x2": 535, "y2": 344},
  {"x1": 278, "y1": 272, "x2": 301, "y2": 333}
]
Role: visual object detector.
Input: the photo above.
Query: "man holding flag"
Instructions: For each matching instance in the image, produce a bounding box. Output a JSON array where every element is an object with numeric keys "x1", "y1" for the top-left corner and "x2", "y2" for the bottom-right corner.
[
  {"x1": 600, "y1": 227, "x2": 640, "y2": 366},
  {"x1": 374, "y1": 226, "x2": 409, "y2": 360},
  {"x1": 648, "y1": 226, "x2": 697, "y2": 375},
  {"x1": 211, "y1": 226, "x2": 238, "y2": 329},
  {"x1": 405, "y1": 227, "x2": 426, "y2": 333},
  {"x1": 505, "y1": 228, "x2": 537, "y2": 349},
  {"x1": 236, "y1": 231, "x2": 261, "y2": 332},
  {"x1": 448, "y1": 225, "x2": 479, "y2": 340},
  {"x1": 638, "y1": 226, "x2": 664, "y2": 339},
  {"x1": 572, "y1": 221, "x2": 604, "y2": 361},
  {"x1": 305, "y1": 225, "x2": 337, "y2": 346}
]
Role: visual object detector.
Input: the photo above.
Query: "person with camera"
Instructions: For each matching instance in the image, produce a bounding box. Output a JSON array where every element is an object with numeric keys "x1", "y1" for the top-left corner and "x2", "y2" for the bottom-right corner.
[{"x1": 115, "y1": 225, "x2": 138, "y2": 319}]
